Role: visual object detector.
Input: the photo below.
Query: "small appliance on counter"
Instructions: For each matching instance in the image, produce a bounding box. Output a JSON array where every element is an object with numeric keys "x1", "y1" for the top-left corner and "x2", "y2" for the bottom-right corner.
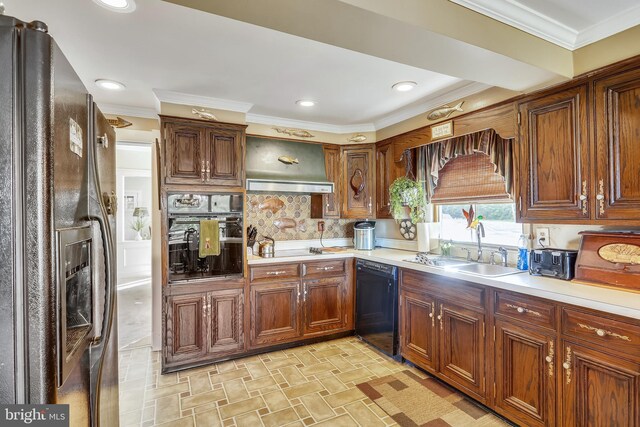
[
  {"x1": 353, "y1": 220, "x2": 376, "y2": 250},
  {"x1": 574, "y1": 231, "x2": 640, "y2": 292},
  {"x1": 529, "y1": 248, "x2": 578, "y2": 280}
]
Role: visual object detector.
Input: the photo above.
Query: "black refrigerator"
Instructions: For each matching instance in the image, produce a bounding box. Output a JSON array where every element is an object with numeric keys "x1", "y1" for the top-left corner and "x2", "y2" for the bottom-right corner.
[{"x1": 0, "y1": 14, "x2": 119, "y2": 426}]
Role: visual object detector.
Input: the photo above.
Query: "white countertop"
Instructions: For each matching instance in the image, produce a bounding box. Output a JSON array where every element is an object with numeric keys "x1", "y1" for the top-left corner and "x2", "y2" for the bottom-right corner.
[{"x1": 248, "y1": 247, "x2": 640, "y2": 320}]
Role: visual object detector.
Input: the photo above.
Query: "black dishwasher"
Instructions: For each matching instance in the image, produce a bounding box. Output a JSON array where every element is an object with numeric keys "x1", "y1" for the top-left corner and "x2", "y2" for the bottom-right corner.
[{"x1": 355, "y1": 259, "x2": 399, "y2": 358}]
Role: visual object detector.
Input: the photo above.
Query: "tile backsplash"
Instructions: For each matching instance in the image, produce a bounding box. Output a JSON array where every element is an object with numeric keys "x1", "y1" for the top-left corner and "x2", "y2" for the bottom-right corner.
[{"x1": 246, "y1": 193, "x2": 355, "y2": 241}]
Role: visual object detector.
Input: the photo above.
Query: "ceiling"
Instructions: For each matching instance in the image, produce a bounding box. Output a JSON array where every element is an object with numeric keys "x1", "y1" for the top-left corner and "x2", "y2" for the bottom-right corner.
[
  {"x1": 451, "y1": 0, "x2": 640, "y2": 50},
  {"x1": 3, "y1": 0, "x2": 639, "y2": 132}
]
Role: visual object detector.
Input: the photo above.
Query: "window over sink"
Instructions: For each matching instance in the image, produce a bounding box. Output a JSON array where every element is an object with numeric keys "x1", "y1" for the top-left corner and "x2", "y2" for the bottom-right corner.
[{"x1": 438, "y1": 203, "x2": 522, "y2": 247}]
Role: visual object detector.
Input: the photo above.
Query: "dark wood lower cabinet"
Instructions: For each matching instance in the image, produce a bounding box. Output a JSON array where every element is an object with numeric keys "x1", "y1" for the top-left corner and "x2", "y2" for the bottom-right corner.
[
  {"x1": 165, "y1": 293, "x2": 207, "y2": 364},
  {"x1": 303, "y1": 277, "x2": 345, "y2": 334},
  {"x1": 250, "y1": 281, "x2": 301, "y2": 347},
  {"x1": 494, "y1": 319, "x2": 556, "y2": 427},
  {"x1": 400, "y1": 289, "x2": 436, "y2": 372},
  {"x1": 438, "y1": 301, "x2": 486, "y2": 399},
  {"x1": 207, "y1": 289, "x2": 244, "y2": 355},
  {"x1": 561, "y1": 341, "x2": 640, "y2": 427}
]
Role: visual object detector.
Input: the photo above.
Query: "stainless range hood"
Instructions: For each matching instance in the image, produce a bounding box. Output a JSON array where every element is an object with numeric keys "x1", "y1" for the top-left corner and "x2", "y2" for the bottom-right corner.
[{"x1": 246, "y1": 136, "x2": 334, "y2": 193}]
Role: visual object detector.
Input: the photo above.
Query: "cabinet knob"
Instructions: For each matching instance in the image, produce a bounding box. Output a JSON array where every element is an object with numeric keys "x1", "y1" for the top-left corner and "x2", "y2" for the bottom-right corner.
[
  {"x1": 579, "y1": 195, "x2": 587, "y2": 201},
  {"x1": 545, "y1": 356, "x2": 553, "y2": 363},
  {"x1": 596, "y1": 194, "x2": 604, "y2": 201},
  {"x1": 596, "y1": 328, "x2": 606, "y2": 337},
  {"x1": 437, "y1": 315, "x2": 442, "y2": 320},
  {"x1": 428, "y1": 312, "x2": 434, "y2": 318},
  {"x1": 516, "y1": 307, "x2": 525, "y2": 314},
  {"x1": 562, "y1": 362, "x2": 570, "y2": 370}
]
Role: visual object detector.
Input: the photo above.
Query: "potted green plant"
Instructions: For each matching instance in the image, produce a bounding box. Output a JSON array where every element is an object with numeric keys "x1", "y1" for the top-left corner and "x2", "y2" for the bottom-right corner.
[{"x1": 389, "y1": 176, "x2": 427, "y2": 223}]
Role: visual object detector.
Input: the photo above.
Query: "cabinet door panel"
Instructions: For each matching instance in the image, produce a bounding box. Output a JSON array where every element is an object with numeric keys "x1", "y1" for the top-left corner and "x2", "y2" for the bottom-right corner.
[
  {"x1": 519, "y1": 85, "x2": 589, "y2": 221},
  {"x1": 250, "y1": 282, "x2": 301, "y2": 347},
  {"x1": 206, "y1": 130, "x2": 242, "y2": 186},
  {"x1": 438, "y1": 302, "x2": 486, "y2": 398},
  {"x1": 562, "y1": 341, "x2": 640, "y2": 427},
  {"x1": 166, "y1": 125, "x2": 204, "y2": 184},
  {"x1": 341, "y1": 147, "x2": 374, "y2": 218},
  {"x1": 323, "y1": 146, "x2": 341, "y2": 218},
  {"x1": 495, "y1": 320, "x2": 556, "y2": 427},
  {"x1": 303, "y1": 277, "x2": 345, "y2": 334},
  {"x1": 166, "y1": 294, "x2": 207, "y2": 363},
  {"x1": 594, "y1": 68, "x2": 640, "y2": 221},
  {"x1": 375, "y1": 142, "x2": 393, "y2": 218},
  {"x1": 400, "y1": 289, "x2": 436, "y2": 372},
  {"x1": 208, "y1": 289, "x2": 244, "y2": 355}
]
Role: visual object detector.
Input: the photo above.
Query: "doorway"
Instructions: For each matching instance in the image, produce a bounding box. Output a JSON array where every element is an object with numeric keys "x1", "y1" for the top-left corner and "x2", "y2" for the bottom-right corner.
[{"x1": 116, "y1": 143, "x2": 153, "y2": 349}]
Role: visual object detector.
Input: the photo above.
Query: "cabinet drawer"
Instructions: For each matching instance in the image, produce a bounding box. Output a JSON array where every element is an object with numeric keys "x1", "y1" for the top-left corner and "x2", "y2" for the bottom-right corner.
[
  {"x1": 303, "y1": 260, "x2": 346, "y2": 277},
  {"x1": 249, "y1": 264, "x2": 300, "y2": 282},
  {"x1": 401, "y1": 269, "x2": 485, "y2": 309},
  {"x1": 562, "y1": 308, "x2": 640, "y2": 356},
  {"x1": 494, "y1": 291, "x2": 556, "y2": 330}
]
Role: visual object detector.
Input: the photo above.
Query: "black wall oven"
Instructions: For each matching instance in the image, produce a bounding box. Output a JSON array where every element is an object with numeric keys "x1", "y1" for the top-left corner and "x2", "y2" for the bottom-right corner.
[{"x1": 167, "y1": 193, "x2": 244, "y2": 283}]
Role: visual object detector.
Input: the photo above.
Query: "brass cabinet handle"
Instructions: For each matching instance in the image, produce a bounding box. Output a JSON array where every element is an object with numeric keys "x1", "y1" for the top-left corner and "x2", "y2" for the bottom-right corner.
[
  {"x1": 201, "y1": 160, "x2": 206, "y2": 182},
  {"x1": 546, "y1": 341, "x2": 554, "y2": 377},
  {"x1": 578, "y1": 323, "x2": 631, "y2": 342},
  {"x1": 266, "y1": 270, "x2": 287, "y2": 276},
  {"x1": 597, "y1": 179, "x2": 605, "y2": 215},
  {"x1": 320, "y1": 266, "x2": 335, "y2": 271},
  {"x1": 579, "y1": 180, "x2": 588, "y2": 215},
  {"x1": 563, "y1": 346, "x2": 572, "y2": 384},
  {"x1": 206, "y1": 160, "x2": 211, "y2": 180},
  {"x1": 505, "y1": 303, "x2": 542, "y2": 317}
]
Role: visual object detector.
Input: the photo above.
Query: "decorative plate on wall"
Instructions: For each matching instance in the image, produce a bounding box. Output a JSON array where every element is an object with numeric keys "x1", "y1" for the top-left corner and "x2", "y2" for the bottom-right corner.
[{"x1": 399, "y1": 220, "x2": 416, "y2": 240}]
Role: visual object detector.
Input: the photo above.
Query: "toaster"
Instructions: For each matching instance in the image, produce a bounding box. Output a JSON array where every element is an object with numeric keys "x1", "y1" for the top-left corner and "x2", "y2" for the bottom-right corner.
[{"x1": 529, "y1": 248, "x2": 578, "y2": 280}]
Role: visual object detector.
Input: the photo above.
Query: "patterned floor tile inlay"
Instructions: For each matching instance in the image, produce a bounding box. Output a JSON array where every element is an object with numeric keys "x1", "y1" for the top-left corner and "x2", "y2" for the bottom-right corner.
[{"x1": 119, "y1": 337, "x2": 510, "y2": 427}]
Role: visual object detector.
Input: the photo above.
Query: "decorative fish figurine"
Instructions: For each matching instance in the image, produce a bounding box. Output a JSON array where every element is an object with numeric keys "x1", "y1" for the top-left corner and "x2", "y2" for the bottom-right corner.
[
  {"x1": 192, "y1": 108, "x2": 218, "y2": 121},
  {"x1": 348, "y1": 134, "x2": 367, "y2": 143},
  {"x1": 251, "y1": 198, "x2": 285, "y2": 214},
  {"x1": 278, "y1": 156, "x2": 299, "y2": 165},
  {"x1": 273, "y1": 218, "x2": 306, "y2": 232},
  {"x1": 272, "y1": 127, "x2": 315, "y2": 138},
  {"x1": 427, "y1": 101, "x2": 464, "y2": 121},
  {"x1": 107, "y1": 116, "x2": 132, "y2": 128}
]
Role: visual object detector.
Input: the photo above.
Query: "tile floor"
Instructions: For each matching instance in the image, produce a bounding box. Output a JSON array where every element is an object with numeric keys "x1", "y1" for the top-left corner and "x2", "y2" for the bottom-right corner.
[{"x1": 118, "y1": 337, "x2": 506, "y2": 427}]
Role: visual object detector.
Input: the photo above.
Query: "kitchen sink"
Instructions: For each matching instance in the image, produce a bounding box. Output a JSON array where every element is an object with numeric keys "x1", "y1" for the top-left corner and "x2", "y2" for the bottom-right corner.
[
  {"x1": 452, "y1": 263, "x2": 525, "y2": 277},
  {"x1": 403, "y1": 255, "x2": 472, "y2": 268}
]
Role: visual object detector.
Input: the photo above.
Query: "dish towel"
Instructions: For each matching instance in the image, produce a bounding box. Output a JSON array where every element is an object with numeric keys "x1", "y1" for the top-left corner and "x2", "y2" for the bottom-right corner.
[{"x1": 199, "y1": 220, "x2": 220, "y2": 257}]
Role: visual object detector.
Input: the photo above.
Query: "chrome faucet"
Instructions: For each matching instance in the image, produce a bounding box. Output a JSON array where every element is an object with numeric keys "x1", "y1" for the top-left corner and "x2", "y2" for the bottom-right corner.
[{"x1": 475, "y1": 222, "x2": 485, "y2": 263}]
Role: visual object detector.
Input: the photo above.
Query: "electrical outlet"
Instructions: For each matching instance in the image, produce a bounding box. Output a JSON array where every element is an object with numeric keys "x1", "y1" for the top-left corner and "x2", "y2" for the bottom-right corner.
[
  {"x1": 317, "y1": 221, "x2": 325, "y2": 232},
  {"x1": 536, "y1": 227, "x2": 550, "y2": 246}
]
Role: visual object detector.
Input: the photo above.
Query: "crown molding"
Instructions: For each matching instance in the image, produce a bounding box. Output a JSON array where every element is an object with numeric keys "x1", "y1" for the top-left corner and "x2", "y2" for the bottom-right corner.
[
  {"x1": 451, "y1": 0, "x2": 640, "y2": 50},
  {"x1": 373, "y1": 82, "x2": 489, "y2": 130},
  {"x1": 97, "y1": 103, "x2": 158, "y2": 119},
  {"x1": 450, "y1": 0, "x2": 577, "y2": 49},
  {"x1": 245, "y1": 113, "x2": 376, "y2": 134},
  {"x1": 574, "y1": 4, "x2": 640, "y2": 49},
  {"x1": 153, "y1": 89, "x2": 254, "y2": 113}
]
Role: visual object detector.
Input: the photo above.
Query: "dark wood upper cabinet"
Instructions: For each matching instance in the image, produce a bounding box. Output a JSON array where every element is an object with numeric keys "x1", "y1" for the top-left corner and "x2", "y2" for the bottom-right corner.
[
  {"x1": 518, "y1": 85, "x2": 590, "y2": 221},
  {"x1": 165, "y1": 123, "x2": 204, "y2": 184},
  {"x1": 207, "y1": 289, "x2": 244, "y2": 355},
  {"x1": 561, "y1": 340, "x2": 640, "y2": 427},
  {"x1": 375, "y1": 140, "x2": 395, "y2": 219},
  {"x1": 165, "y1": 293, "x2": 207, "y2": 364},
  {"x1": 205, "y1": 129, "x2": 244, "y2": 186},
  {"x1": 341, "y1": 145, "x2": 375, "y2": 218},
  {"x1": 400, "y1": 288, "x2": 437, "y2": 372},
  {"x1": 311, "y1": 145, "x2": 341, "y2": 219},
  {"x1": 495, "y1": 320, "x2": 556, "y2": 427},
  {"x1": 161, "y1": 116, "x2": 246, "y2": 187},
  {"x1": 593, "y1": 67, "x2": 640, "y2": 221},
  {"x1": 302, "y1": 276, "x2": 345, "y2": 334},
  {"x1": 250, "y1": 281, "x2": 301, "y2": 347}
]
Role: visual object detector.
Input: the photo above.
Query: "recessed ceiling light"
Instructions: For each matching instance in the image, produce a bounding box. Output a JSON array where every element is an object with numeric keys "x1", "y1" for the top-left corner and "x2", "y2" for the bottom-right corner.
[
  {"x1": 95, "y1": 79, "x2": 126, "y2": 91},
  {"x1": 392, "y1": 81, "x2": 417, "y2": 92},
  {"x1": 296, "y1": 100, "x2": 316, "y2": 107},
  {"x1": 92, "y1": 0, "x2": 136, "y2": 13}
]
